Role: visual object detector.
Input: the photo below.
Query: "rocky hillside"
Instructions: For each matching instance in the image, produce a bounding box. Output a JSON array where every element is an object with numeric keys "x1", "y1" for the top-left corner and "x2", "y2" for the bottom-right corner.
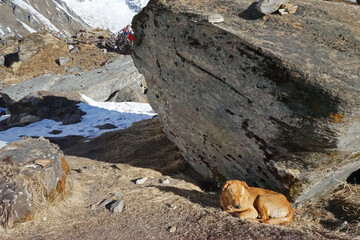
[
  {"x1": 132, "y1": 0, "x2": 360, "y2": 203},
  {"x1": 0, "y1": 31, "x2": 118, "y2": 88}
]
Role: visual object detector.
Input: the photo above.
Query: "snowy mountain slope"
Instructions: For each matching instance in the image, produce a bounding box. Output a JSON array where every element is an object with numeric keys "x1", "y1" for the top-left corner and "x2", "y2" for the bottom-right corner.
[
  {"x1": 61, "y1": 0, "x2": 149, "y2": 33},
  {"x1": 0, "y1": 0, "x2": 89, "y2": 37},
  {"x1": 0, "y1": 0, "x2": 149, "y2": 38}
]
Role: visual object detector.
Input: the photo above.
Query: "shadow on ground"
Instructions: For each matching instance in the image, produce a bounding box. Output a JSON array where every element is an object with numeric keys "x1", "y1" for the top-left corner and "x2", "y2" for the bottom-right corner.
[
  {"x1": 154, "y1": 185, "x2": 221, "y2": 209},
  {"x1": 50, "y1": 118, "x2": 221, "y2": 193},
  {"x1": 238, "y1": 2, "x2": 264, "y2": 21}
]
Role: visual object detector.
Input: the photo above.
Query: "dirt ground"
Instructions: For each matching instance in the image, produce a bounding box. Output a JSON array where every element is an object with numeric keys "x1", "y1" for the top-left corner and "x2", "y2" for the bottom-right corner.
[
  {"x1": 0, "y1": 32, "x2": 117, "y2": 88},
  {"x1": 0, "y1": 119, "x2": 358, "y2": 239}
]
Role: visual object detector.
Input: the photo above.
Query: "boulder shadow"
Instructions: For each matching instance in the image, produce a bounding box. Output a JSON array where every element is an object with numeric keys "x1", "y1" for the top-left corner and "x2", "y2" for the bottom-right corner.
[
  {"x1": 154, "y1": 185, "x2": 221, "y2": 209},
  {"x1": 58, "y1": 118, "x2": 218, "y2": 191},
  {"x1": 238, "y1": 2, "x2": 264, "y2": 21}
]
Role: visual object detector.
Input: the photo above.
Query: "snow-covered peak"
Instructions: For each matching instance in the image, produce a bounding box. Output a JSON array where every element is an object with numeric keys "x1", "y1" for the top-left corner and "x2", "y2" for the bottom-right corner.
[
  {"x1": 0, "y1": 0, "x2": 149, "y2": 38},
  {"x1": 61, "y1": 0, "x2": 150, "y2": 33}
]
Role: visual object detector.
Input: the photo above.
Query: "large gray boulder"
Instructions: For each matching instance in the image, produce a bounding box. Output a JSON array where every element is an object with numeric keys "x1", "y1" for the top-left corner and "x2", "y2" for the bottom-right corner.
[
  {"x1": 0, "y1": 137, "x2": 71, "y2": 228},
  {"x1": 132, "y1": 0, "x2": 360, "y2": 203}
]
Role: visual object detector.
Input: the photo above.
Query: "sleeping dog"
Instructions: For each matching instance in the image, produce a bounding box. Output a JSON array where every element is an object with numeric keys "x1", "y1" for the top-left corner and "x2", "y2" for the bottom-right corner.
[{"x1": 220, "y1": 180, "x2": 294, "y2": 224}]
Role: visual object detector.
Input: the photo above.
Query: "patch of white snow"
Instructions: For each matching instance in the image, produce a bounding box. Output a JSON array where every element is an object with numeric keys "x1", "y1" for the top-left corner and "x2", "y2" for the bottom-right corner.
[
  {"x1": 18, "y1": 20, "x2": 37, "y2": 33},
  {"x1": 0, "y1": 95, "x2": 156, "y2": 149}
]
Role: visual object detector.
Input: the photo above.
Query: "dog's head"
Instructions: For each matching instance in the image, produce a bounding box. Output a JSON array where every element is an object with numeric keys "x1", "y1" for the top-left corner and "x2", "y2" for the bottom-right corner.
[{"x1": 220, "y1": 180, "x2": 249, "y2": 212}]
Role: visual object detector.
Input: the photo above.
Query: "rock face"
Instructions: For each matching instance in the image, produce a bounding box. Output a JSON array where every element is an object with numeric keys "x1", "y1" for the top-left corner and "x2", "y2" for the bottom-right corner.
[
  {"x1": 2, "y1": 55, "x2": 148, "y2": 103},
  {"x1": 0, "y1": 137, "x2": 71, "y2": 228},
  {"x1": 132, "y1": 0, "x2": 360, "y2": 203}
]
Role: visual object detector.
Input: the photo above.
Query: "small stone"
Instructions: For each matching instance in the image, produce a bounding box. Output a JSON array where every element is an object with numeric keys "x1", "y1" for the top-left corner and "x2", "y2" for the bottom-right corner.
[
  {"x1": 280, "y1": 3, "x2": 294, "y2": 9},
  {"x1": 49, "y1": 130, "x2": 62, "y2": 135},
  {"x1": 263, "y1": 15, "x2": 271, "y2": 21},
  {"x1": 291, "y1": 22, "x2": 303, "y2": 29},
  {"x1": 98, "y1": 198, "x2": 112, "y2": 207},
  {"x1": 256, "y1": 0, "x2": 289, "y2": 15},
  {"x1": 278, "y1": 9, "x2": 288, "y2": 15},
  {"x1": 167, "y1": 226, "x2": 177, "y2": 233},
  {"x1": 207, "y1": 14, "x2": 224, "y2": 23},
  {"x1": 135, "y1": 177, "x2": 148, "y2": 184},
  {"x1": 57, "y1": 57, "x2": 70, "y2": 66},
  {"x1": 167, "y1": 204, "x2": 177, "y2": 209},
  {"x1": 90, "y1": 204, "x2": 97, "y2": 210},
  {"x1": 110, "y1": 200, "x2": 124, "y2": 213},
  {"x1": 19, "y1": 115, "x2": 41, "y2": 124},
  {"x1": 161, "y1": 179, "x2": 170, "y2": 184},
  {"x1": 287, "y1": 6, "x2": 298, "y2": 14},
  {"x1": 83, "y1": 166, "x2": 96, "y2": 170},
  {"x1": 111, "y1": 192, "x2": 124, "y2": 197}
]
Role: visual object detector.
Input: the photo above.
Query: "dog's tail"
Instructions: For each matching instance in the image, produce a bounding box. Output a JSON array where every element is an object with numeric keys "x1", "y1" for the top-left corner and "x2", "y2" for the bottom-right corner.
[{"x1": 263, "y1": 205, "x2": 294, "y2": 225}]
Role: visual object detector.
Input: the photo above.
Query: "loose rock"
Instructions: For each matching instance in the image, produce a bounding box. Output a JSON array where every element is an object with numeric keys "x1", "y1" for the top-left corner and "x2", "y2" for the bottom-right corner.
[
  {"x1": 19, "y1": 115, "x2": 41, "y2": 124},
  {"x1": 207, "y1": 14, "x2": 224, "y2": 23},
  {"x1": 57, "y1": 57, "x2": 70, "y2": 66},
  {"x1": 160, "y1": 179, "x2": 170, "y2": 184},
  {"x1": 287, "y1": 6, "x2": 298, "y2": 14},
  {"x1": 135, "y1": 177, "x2": 148, "y2": 184},
  {"x1": 167, "y1": 226, "x2": 177, "y2": 233},
  {"x1": 109, "y1": 200, "x2": 124, "y2": 213},
  {"x1": 98, "y1": 198, "x2": 112, "y2": 207},
  {"x1": 278, "y1": 9, "x2": 288, "y2": 15},
  {"x1": 0, "y1": 137, "x2": 71, "y2": 228},
  {"x1": 255, "y1": 0, "x2": 289, "y2": 14}
]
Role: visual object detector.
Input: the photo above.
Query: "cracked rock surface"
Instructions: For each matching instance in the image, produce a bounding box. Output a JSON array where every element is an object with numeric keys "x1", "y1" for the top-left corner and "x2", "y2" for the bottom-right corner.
[{"x1": 132, "y1": 0, "x2": 360, "y2": 203}]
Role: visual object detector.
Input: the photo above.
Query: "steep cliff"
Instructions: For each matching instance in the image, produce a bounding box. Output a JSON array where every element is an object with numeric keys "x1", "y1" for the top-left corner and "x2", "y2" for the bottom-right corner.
[{"x1": 132, "y1": 0, "x2": 360, "y2": 203}]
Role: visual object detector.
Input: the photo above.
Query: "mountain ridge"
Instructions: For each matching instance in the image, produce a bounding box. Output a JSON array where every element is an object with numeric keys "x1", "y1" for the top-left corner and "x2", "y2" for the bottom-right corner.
[{"x1": 0, "y1": 0, "x2": 149, "y2": 38}]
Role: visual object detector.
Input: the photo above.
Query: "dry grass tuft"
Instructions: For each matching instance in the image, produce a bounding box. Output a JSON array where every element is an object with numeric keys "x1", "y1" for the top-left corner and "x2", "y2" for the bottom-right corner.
[{"x1": 293, "y1": 182, "x2": 360, "y2": 239}]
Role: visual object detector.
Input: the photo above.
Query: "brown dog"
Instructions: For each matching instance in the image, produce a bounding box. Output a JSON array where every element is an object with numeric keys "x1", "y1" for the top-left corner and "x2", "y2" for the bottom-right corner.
[{"x1": 220, "y1": 180, "x2": 294, "y2": 224}]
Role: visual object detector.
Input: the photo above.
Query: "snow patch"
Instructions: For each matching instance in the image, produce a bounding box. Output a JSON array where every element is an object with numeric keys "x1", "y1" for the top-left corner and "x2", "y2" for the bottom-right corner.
[
  {"x1": 10, "y1": 0, "x2": 60, "y2": 32},
  {"x1": 0, "y1": 95, "x2": 156, "y2": 149},
  {"x1": 61, "y1": 0, "x2": 149, "y2": 32},
  {"x1": 18, "y1": 20, "x2": 37, "y2": 33}
]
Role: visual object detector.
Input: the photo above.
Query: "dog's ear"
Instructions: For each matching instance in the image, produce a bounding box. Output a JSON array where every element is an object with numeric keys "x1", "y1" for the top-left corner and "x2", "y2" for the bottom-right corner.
[
  {"x1": 222, "y1": 181, "x2": 232, "y2": 192},
  {"x1": 240, "y1": 181, "x2": 249, "y2": 188}
]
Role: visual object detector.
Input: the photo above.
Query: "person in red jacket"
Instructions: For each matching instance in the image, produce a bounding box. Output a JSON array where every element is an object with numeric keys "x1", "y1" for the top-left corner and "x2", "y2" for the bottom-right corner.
[{"x1": 128, "y1": 33, "x2": 135, "y2": 42}]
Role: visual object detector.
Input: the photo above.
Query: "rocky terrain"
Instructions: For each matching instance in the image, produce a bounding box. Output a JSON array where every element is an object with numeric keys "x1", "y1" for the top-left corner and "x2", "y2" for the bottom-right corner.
[
  {"x1": 0, "y1": 30, "x2": 147, "y2": 102},
  {"x1": 0, "y1": 31, "x2": 117, "y2": 88},
  {"x1": 0, "y1": 119, "x2": 358, "y2": 239},
  {"x1": 0, "y1": 0, "x2": 359, "y2": 239},
  {"x1": 132, "y1": 0, "x2": 360, "y2": 203}
]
